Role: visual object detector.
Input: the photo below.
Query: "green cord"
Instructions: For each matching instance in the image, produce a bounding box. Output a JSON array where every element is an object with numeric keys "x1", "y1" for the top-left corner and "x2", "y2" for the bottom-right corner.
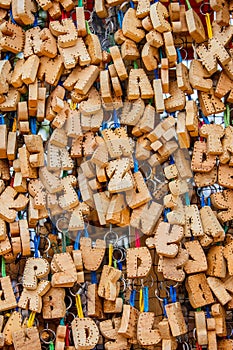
[
  {"x1": 62, "y1": 231, "x2": 67, "y2": 253},
  {"x1": 85, "y1": 20, "x2": 91, "y2": 35},
  {"x1": 1, "y1": 257, "x2": 6, "y2": 278},
  {"x1": 133, "y1": 60, "x2": 138, "y2": 69},
  {"x1": 185, "y1": 0, "x2": 192, "y2": 10},
  {"x1": 78, "y1": 0, "x2": 83, "y2": 7},
  {"x1": 49, "y1": 341, "x2": 54, "y2": 350}
]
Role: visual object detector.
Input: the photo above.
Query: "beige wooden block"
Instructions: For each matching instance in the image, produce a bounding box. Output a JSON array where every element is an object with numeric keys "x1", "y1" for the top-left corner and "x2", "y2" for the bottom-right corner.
[
  {"x1": 207, "y1": 277, "x2": 232, "y2": 305},
  {"x1": 195, "y1": 311, "x2": 208, "y2": 346},
  {"x1": 0, "y1": 276, "x2": 17, "y2": 312},
  {"x1": 0, "y1": 124, "x2": 7, "y2": 159},
  {"x1": 88, "y1": 283, "x2": 104, "y2": 318},
  {"x1": 122, "y1": 8, "x2": 145, "y2": 43},
  {"x1": 128, "y1": 68, "x2": 153, "y2": 100},
  {"x1": 184, "y1": 240, "x2": 207, "y2": 274},
  {"x1": 13, "y1": 327, "x2": 41, "y2": 350},
  {"x1": 162, "y1": 248, "x2": 188, "y2": 282},
  {"x1": 185, "y1": 9, "x2": 206, "y2": 43},
  {"x1": 165, "y1": 302, "x2": 187, "y2": 337},
  {"x1": 126, "y1": 247, "x2": 152, "y2": 278},
  {"x1": 98, "y1": 265, "x2": 122, "y2": 301},
  {"x1": 150, "y1": 2, "x2": 171, "y2": 33},
  {"x1": 184, "y1": 204, "x2": 204, "y2": 237},
  {"x1": 118, "y1": 305, "x2": 139, "y2": 339},
  {"x1": 18, "y1": 280, "x2": 50, "y2": 312},
  {"x1": 80, "y1": 237, "x2": 105, "y2": 271},
  {"x1": 3, "y1": 311, "x2": 22, "y2": 346},
  {"x1": 23, "y1": 257, "x2": 50, "y2": 290},
  {"x1": 137, "y1": 312, "x2": 161, "y2": 346},
  {"x1": 71, "y1": 317, "x2": 99, "y2": 350},
  {"x1": 207, "y1": 246, "x2": 226, "y2": 278},
  {"x1": 42, "y1": 287, "x2": 66, "y2": 319},
  {"x1": 186, "y1": 273, "x2": 214, "y2": 308},
  {"x1": 146, "y1": 221, "x2": 183, "y2": 257},
  {"x1": 51, "y1": 253, "x2": 77, "y2": 288}
]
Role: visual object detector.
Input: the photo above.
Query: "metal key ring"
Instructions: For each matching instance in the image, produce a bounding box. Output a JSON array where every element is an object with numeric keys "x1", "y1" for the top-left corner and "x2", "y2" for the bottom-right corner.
[
  {"x1": 112, "y1": 247, "x2": 124, "y2": 262},
  {"x1": 104, "y1": 230, "x2": 118, "y2": 245},
  {"x1": 174, "y1": 37, "x2": 185, "y2": 50},
  {"x1": 140, "y1": 275, "x2": 154, "y2": 289},
  {"x1": 40, "y1": 235, "x2": 51, "y2": 254},
  {"x1": 199, "y1": 2, "x2": 213, "y2": 16},
  {"x1": 39, "y1": 328, "x2": 56, "y2": 345},
  {"x1": 65, "y1": 295, "x2": 73, "y2": 311},
  {"x1": 56, "y1": 217, "x2": 69, "y2": 232},
  {"x1": 64, "y1": 312, "x2": 76, "y2": 324},
  {"x1": 69, "y1": 282, "x2": 87, "y2": 297},
  {"x1": 139, "y1": 162, "x2": 152, "y2": 181},
  {"x1": 177, "y1": 48, "x2": 188, "y2": 61}
]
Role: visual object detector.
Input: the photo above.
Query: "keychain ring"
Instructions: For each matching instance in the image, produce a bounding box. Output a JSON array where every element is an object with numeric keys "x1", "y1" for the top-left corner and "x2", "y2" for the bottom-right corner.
[
  {"x1": 199, "y1": 2, "x2": 213, "y2": 16},
  {"x1": 56, "y1": 217, "x2": 69, "y2": 232},
  {"x1": 39, "y1": 328, "x2": 56, "y2": 345},
  {"x1": 112, "y1": 247, "x2": 124, "y2": 262},
  {"x1": 139, "y1": 162, "x2": 152, "y2": 181},
  {"x1": 140, "y1": 275, "x2": 154, "y2": 288},
  {"x1": 65, "y1": 295, "x2": 73, "y2": 311},
  {"x1": 119, "y1": 1, "x2": 129, "y2": 12},
  {"x1": 104, "y1": 231, "x2": 118, "y2": 245},
  {"x1": 69, "y1": 282, "x2": 87, "y2": 297},
  {"x1": 41, "y1": 236, "x2": 51, "y2": 254},
  {"x1": 177, "y1": 48, "x2": 188, "y2": 61},
  {"x1": 64, "y1": 312, "x2": 76, "y2": 324},
  {"x1": 132, "y1": 278, "x2": 142, "y2": 292},
  {"x1": 174, "y1": 37, "x2": 184, "y2": 50},
  {"x1": 120, "y1": 277, "x2": 127, "y2": 293}
]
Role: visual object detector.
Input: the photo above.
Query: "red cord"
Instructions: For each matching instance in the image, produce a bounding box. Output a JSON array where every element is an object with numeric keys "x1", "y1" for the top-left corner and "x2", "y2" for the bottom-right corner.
[{"x1": 65, "y1": 324, "x2": 70, "y2": 346}]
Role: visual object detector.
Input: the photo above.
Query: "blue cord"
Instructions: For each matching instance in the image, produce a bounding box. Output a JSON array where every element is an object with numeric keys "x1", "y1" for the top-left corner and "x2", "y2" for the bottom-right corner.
[
  {"x1": 34, "y1": 235, "x2": 40, "y2": 258},
  {"x1": 163, "y1": 298, "x2": 168, "y2": 317},
  {"x1": 113, "y1": 110, "x2": 120, "y2": 128},
  {"x1": 129, "y1": 289, "x2": 136, "y2": 307},
  {"x1": 118, "y1": 261, "x2": 123, "y2": 270},
  {"x1": 117, "y1": 11, "x2": 123, "y2": 29},
  {"x1": 163, "y1": 208, "x2": 171, "y2": 222},
  {"x1": 0, "y1": 115, "x2": 4, "y2": 125},
  {"x1": 133, "y1": 158, "x2": 139, "y2": 173},
  {"x1": 169, "y1": 155, "x2": 175, "y2": 165},
  {"x1": 203, "y1": 116, "x2": 210, "y2": 124},
  {"x1": 176, "y1": 48, "x2": 182, "y2": 64},
  {"x1": 74, "y1": 231, "x2": 81, "y2": 250},
  {"x1": 84, "y1": 226, "x2": 89, "y2": 238},
  {"x1": 170, "y1": 286, "x2": 177, "y2": 303},
  {"x1": 33, "y1": 13, "x2": 38, "y2": 27},
  {"x1": 143, "y1": 286, "x2": 149, "y2": 312},
  {"x1": 207, "y1": 197, "x2": 211, "y2": 206},
  {"x1": 154, "y1": 69, "x2": 159, "y2": 79},
  {"x1": 206, "y1": 306, "x2": 211, "y2": 318},
  {"x1": 30, "y1": 117, "x2": 37, "y2": 135},
  {"x1": 130, "y1": 0, "x2": 134, "y2": 8},
  {"x1": 201, "y1": 195, "x2": 205, "y2": 208},
  {"x1": 10, "y1": 9, "x2": 17, "y2": 24},
  {"x1": 91, "y1": 271, "x2": 98, "y2": 284}
]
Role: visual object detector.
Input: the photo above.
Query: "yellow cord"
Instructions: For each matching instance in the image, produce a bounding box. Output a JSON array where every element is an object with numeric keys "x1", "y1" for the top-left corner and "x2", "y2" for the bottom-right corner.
[
  {"x1": 27, "y1": 311, "x2": 36, "y2": 327},
  {"x1": 76, "y1": 294, "x2": 84, "y2": 318},
  {"x1": 108, "y1": 243, "x2": 113, "y2": 266},
  {"x1": 12, "y1": 118, "x2": 17, "y2": 132},
  {"x1": 205, "y1": 13, "x2": 213, "y2": 39},
  {"x1": 139, "y1": 288, "x2": 144, "y2": 313},
  {"x1": 70, "y1": 101, "x2": 77, "y2": 110}
]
